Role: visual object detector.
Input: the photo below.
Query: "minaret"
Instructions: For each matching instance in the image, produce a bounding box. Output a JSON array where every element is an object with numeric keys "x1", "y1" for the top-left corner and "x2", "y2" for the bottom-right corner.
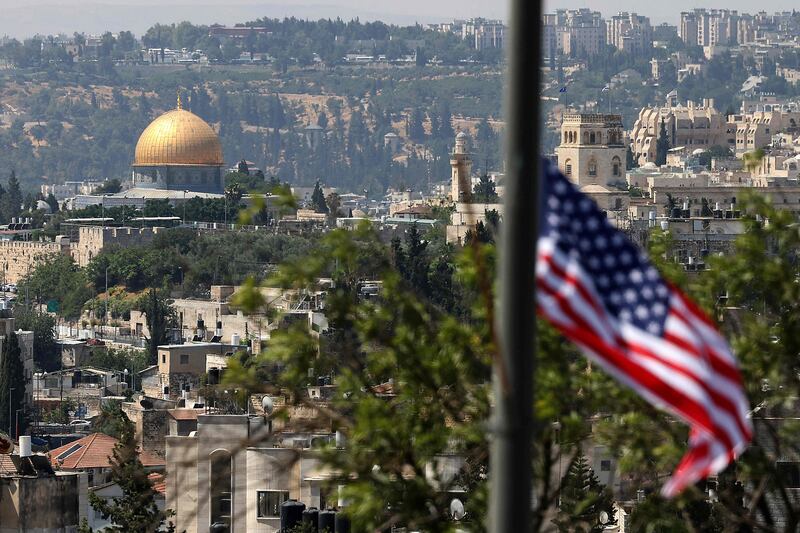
[{"x1": 450, "y1": 131, "x2": 472, "y2": 202}]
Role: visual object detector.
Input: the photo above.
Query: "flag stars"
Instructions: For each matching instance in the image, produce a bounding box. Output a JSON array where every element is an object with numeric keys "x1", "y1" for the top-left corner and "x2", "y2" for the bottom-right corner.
[
  {"x1": 604, "y1": 255, "x2": 616, "y2": 268},
  {"x1": 595, "y1": 235, "x2": 607, "y2": 249},
  {"x1": 647, "y1": 322, "x2": 661, "y2": 334},
  {"x1": 624, "y1": 289, "x2": 638, "y2": 303},
  {"x1": 548, "y1": 196, "x2": 560, "y2": 210},
  {"x1": 635, "y1": 305, "x2": 650, "y2": 320},
  {"x1": 587, "y1": 217, "x2": 601, "y2": 231},
  {"x1": 630, "y1": 269, "x2": 644, "y2": 283}
]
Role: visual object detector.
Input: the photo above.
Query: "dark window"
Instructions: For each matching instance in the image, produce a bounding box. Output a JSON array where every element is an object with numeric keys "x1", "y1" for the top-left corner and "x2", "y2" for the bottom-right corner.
[
  {"x1": 257, "y1": 490, "x2": 290, "y2": 518},
  {"x1": 777, "y1": 462, "x2": 800, "y2": 488},
  {"x1": 161, "y1": 354, "x2": 166, "y2": 364},
  {"x1": 600, "y1": 460, "x2": 612, "y2": 472},
  {"x1": 210, "y1": 451, "x2": 232, "y2": 530},
  {"x1": 180, "y1": 354, "x2": 189, "y2": 364}
]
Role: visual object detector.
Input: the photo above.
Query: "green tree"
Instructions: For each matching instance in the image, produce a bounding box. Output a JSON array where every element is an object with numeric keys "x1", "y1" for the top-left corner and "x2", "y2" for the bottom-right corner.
[
  {"x1": 1, "y1": 171, "x2": 22, "y2": 222},
  {"x1": 0, "y1": 333, "x2": 25, "y2": 435},
  {"x1": 137, "y1": 287, "x2": 176, "y2": 365},
  {"x1": 87, "y1": 421, "x2": 172, "y2": 532},
  {"x1": 408, "y1": 107, "x2": 426, "y2": 142},
  {"x1": 655, "y1": 117, "x2": 670, "y2": 166},
  {"x1": 471, "y1": 174, "x2": 499, "y2": 203},
  {"x1": 553, "y1": 453, "x2": 616, "y2": 532},
  {"x1": 13, "y1": 308, "x2": 58, "y2": 371},
  {"x1": 311, "y1": 181, "x2": 329, "y2": 214},
  {"x1": 91, "y1": 401, "x2": 131, "y2": 440}
]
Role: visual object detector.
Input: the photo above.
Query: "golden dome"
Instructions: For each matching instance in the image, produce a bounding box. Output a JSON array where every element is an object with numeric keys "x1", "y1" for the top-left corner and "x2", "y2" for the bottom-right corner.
[{"x1": 133, "y1": 109, "x2": 223, "y2": 167}]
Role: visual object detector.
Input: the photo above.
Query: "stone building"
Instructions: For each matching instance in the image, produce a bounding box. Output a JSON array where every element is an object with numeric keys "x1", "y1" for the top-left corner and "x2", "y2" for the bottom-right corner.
[
  {"x1": 450, "y1": 131, "x2": 473, "y2": 202},
  {"x1": 132, "y1": 99, "x2": 224, "y2": 194},
  {"x1": 607, "y1": 12, "x2": 652, "y2": 55},
  {"x1": 0, "y1": 454, "x2": 82, "y2": 532},
  {"x1": 146, "y1": 342, "x2": 240, "y2": 401},
  {"x1": 556, "y1": 113, "x2": 627, "y2": 188},
  {"x1": 729, "y1": 109, "x2": 800, "y2": 154},
  {"x1": 630, "y1": 100, "x2": 734, "y2": 165},
  {"x1": 166, "y1": 414, "x2": 334, "y2": 533}
]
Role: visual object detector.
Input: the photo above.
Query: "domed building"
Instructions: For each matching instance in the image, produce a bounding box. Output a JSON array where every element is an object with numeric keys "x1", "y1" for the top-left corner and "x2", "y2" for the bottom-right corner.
[{"x1": 132, "y1": 103, "x2": 224, "y2": 194}]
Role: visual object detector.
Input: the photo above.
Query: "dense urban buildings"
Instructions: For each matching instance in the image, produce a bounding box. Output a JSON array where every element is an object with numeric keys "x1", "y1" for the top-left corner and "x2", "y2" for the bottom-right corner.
[{"x1": 3, "y1": 4, "x2": 800, "y2": 532}]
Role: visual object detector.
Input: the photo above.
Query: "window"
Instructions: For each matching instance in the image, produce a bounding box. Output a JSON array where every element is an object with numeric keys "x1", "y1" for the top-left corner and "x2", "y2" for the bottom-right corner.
[
  {"x1": 588, "y1": 159, "x2": 597, "y2": 177},
  {"x1": 161, "y1": 354, "x2": 166, "y2": 364},
  {"x1": 612, "y1": 156, "x2": 621, "y2": 177},
  {"x1": 257, "y1": 490, "x2": 290, "y2": 518},
  {"x1": 210, "y1": 451, "x2": 232, "y2": 529},
  {"x1": 589, "y1": 132, "x2": 596, "y2": 144},
  {"x1": 564, "y1": 160, "x2": 572, "y2": 176},
  {"x1": 600, "y1": 460, "x2": 612, "y2": 472},
  {"x1": 777, "y1": 462, "x2": 800, "y2": 488},
  {"x1": 180, "y1": 354, "x2": 189, "y2": 365}
]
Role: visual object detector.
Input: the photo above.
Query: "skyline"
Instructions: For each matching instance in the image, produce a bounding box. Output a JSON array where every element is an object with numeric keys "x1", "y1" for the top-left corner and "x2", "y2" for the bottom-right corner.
[{"x1": 0, "y1": 1, "x2": 798, "y2": 39}]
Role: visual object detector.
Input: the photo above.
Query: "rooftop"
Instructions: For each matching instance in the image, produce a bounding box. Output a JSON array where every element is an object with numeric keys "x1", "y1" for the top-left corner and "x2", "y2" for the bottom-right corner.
[{"x1": 50, "y1": 433, "x2": 164, "y2": 470}]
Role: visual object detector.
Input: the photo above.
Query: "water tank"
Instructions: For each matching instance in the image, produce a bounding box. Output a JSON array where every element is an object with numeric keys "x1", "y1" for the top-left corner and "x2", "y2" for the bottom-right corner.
[
  {"x1": 280, "y1": 500, "x2": 305, "y2": 531},
  {"x1": 302, "y1": 507, "x2": 319, "y2": 531},
  {"x1": 231, "y1": 333, "x2": 241, "y2": 346},
  {"x1": 335, "y1": 514, "x2": 351, "y2": 533},
  {"x1": 18, "y1": 435, "x2": 31, "y2": 457},
  {"x1": 318, "y1": 510, "x2": 336, "y2": 532}
]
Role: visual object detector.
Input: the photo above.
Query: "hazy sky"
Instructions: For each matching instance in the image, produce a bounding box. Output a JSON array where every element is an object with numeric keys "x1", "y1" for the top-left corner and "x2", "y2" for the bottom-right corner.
[{"x1": 0, "y1": 0, "x2": 798, "y2": 38}]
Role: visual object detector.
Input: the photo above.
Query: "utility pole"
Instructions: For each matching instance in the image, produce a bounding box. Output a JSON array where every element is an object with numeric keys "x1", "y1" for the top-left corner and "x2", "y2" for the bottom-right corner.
[
  {"x1": 8, "y1": 387, "x2": 14, "y2": 435},
  {"x1": 489, "y1": 0, "x2": 541, "y2": 531}
]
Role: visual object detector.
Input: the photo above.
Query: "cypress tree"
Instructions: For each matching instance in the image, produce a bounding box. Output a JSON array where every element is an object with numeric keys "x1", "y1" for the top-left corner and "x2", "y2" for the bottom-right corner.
[
  {"x1": 87, "y1": 420, "x2": 172, "y2": 532},
  {"x1": 553, "y1": 453, "x2": 617, "y2": 532},
  {"x1": 0, "y1": 332, "x2": 25, "y2": 435},
  {"x1": 655, "y1": 117, "x2": 670, "y2": 166}
]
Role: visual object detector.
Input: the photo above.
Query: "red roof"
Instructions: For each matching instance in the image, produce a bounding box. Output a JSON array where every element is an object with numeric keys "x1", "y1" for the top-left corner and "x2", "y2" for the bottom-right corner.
[
  {"x1": 0, "y1": 455, "x2": 16, "y2": 475},
  {"x1": 148, "y1": 472, "x2": 166, "y2": 495},
  {"x1": 50, "y1": 433, "x2": 164, "y2": 470}
]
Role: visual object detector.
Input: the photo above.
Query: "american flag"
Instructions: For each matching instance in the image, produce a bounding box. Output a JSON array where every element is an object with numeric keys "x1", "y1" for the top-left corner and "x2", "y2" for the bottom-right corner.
[{"x1": 537, "y1": 159, "x2": 752, "y2": 497}]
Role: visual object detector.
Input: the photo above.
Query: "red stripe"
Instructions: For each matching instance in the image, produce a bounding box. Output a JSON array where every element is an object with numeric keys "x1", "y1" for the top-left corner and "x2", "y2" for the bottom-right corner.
[
  {"x1": 617, "y1": 336, "x2": 748, "y2": 446},
  {"x1": 540, "y1": 256, "x2": 750, "y2": 447},
  {"x1": 537, "y1": 278, "x2": 733, "y2": 448},
  {"x1": 668, "y1": 307, "x2": 745, "y2": 386}
]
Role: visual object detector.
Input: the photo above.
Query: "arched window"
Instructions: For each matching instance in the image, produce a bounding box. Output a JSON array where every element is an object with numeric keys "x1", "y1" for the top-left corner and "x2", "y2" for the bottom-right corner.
[
  {"x1": 614, "y1": 198, "x2": 623, "y2": 209},
  {"x1": 589, "y1": 132, "x2": 596, "y2": 144},
  {"x1": 583, "y1": 131, "x2": 589, "y2": 144},
  {"x1": 564, "y1": 159, "x2": 573, "y2": 177},
  {"x1": 588, "y1": 158, "x2": 597, "y2": 177},
  {"x1": 210, "y1": 450, "x2": 232, "y2": 532},
  {"x1": 612, "y1": 156, "x2": 622, "y2": 177},
  {"x1": 564, "y1": 131, "x2": 569, "y2": 144}
]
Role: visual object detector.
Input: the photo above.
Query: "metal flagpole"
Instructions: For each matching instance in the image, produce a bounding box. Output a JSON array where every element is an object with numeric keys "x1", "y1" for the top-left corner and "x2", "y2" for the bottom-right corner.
[{"x1": 489, "y1": 0, "x2": 541, "y2": 531}]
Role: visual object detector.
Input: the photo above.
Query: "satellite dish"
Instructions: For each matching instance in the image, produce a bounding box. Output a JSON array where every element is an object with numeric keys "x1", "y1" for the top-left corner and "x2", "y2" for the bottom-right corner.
[
  {"x1": 450, "y1": 498, "x2": 466, "y2": 521},
  {"x1": 599, "y1": 511, "x2": 610, "y2": 525},
  {"x1": 0, "y1": 432, "x2": 13, "y2": 454},
  {"x1": 262, "y1": 396, "x2": 274, "y2": 416}
]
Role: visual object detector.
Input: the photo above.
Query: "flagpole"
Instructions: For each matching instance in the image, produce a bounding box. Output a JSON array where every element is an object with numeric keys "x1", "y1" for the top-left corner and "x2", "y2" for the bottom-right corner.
[{"x1": 489, "y1": 0, "x2": 541, "y2": 532}]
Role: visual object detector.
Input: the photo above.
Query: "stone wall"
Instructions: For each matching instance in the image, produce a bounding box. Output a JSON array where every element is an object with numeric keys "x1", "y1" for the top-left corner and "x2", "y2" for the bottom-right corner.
[
  {"x1": 72, "y1": 226, "x2": 161, "y2": 267},
  {"x1": 0, "y1": 473, "x2": 81, "y2": 532},
  {"x1": 0, "y1": 240, "x2": 68, "y2": 284}
]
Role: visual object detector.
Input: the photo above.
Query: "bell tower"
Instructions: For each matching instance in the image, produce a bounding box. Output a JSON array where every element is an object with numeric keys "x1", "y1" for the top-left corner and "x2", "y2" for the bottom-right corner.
[{"x1": 450, "y1": 131, "x2": 473, "y2": 202}]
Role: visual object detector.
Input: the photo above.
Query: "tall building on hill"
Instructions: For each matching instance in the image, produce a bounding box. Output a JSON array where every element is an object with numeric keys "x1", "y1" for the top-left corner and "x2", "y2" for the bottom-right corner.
[
  {"x1": 607, "y1": 12, "x2": 652, "y2": 55},
  {"x1": 132, "y1": 97, "x2": 224, "y2": 194}
]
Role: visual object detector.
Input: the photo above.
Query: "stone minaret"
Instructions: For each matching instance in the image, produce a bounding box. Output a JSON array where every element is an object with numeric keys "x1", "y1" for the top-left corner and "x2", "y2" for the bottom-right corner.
[{"x1": 450, "y1": 131, "x2": 473, "y2": 202}]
